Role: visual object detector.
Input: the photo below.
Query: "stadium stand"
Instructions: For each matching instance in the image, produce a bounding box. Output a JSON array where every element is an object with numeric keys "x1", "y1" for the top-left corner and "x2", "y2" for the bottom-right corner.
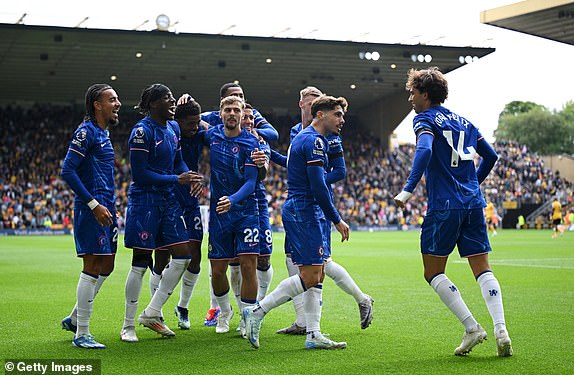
[{"x1": 1, "y1": 105, "x2": 572, "y2": 231}]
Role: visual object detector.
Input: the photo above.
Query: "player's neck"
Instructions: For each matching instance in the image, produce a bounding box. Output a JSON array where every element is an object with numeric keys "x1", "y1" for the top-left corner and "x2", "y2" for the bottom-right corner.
[
  {"x1": 93, "y1": 115, "x2": 108, "y2": 131},
  {"x1": 150, "y1": 114, "x2": 168, "y2": 126},
  {"x1": 224, "y1": 126, "x2": 241, "y2": 138},
  {"x1": 311, "y1": 121, "x2": 327, "y2": 136}
]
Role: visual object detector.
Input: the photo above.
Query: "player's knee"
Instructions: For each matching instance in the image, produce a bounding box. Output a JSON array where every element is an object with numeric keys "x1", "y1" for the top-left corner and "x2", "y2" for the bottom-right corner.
[
  {"x1": 100, "y1": 262, "x2": 114, "y2": 275},
  {"x1": 257, "y1": 256, "x2": 270, "y2": 271},
  {"x1": 132, "y1": 251, "x2": 153, "y2": 268},
  {"x1": 299, "y1": 270, "x2": 322, "y2": 288},
  {"x1": 188, "y1": 256, "x2": 201, "y2": 273},
  {"x1": 240, "y1": 259, "x2": 257, "y2": 276},
  {"x1": 153, "y1": 252, "x2": 170, "y2": 272}
]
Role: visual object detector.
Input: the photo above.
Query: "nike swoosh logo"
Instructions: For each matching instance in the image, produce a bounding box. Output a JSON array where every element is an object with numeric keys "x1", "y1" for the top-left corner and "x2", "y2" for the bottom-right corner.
[
  {"x1": 155, "y1": 140, "x2": 163, "y2": 146},
  {"x1": 130, "y1": 300, "x2": 138, "y2": 303},
  {"x1": 101, "y1": 142, "x2": 107, "y2": 147},
  {"x1": 88, "y1": 300, "x2": 94, "y2": 303}
]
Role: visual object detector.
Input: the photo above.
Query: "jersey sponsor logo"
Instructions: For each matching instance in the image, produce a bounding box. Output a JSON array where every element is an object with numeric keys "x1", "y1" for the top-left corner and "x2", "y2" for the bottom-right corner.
[
  {"x1": 139, "y1": 231, "x2": 150, "y2": 241},
  {"x1": 98, "y1": 235, "x2": 108, "y2": 247},
  {"x1": 314, "y1": 137, "x2": 325, "y2": 150},
  {"x1": 75, "y1": 129, "x2": 87, "y2": 141},
  {"x1": 135, "y1": 127, "x2": 145, "y2": 138}
]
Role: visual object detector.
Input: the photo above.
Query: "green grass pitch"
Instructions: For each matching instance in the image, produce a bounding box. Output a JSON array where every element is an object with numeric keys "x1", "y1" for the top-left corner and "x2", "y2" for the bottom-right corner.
[{"x1": 1, "y1": 230, "x2": 573, "y2": 374}]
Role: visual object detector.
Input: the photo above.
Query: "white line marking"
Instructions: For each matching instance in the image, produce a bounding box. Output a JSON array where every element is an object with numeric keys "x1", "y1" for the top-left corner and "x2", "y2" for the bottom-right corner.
[{"x1": 453, "y1": 258, "x2": 574, "y2": 270}]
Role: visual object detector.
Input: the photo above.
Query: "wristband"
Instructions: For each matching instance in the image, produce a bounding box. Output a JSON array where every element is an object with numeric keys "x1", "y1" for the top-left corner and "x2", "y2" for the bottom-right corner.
[
  {"x1": 87, "y1": 199, "x2": 99, "y2": 210},
  {"x1": 394, "y1": 191, "x2": 413, "y2": 204}
]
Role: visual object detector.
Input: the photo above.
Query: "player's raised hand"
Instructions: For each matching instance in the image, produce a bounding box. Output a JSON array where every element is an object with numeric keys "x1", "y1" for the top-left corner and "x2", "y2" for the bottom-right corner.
[
  {"x1": 176, "y1": 93, "x2": 193, "y2": 105},
  {"x1": 335, "y1": 219, "x2": 350, "y2": 242}
]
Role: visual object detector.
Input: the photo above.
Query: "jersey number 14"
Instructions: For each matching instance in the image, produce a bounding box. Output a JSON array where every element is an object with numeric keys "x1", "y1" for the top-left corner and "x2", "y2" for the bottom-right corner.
[{"x1": 443, "y1": 130, "x2": 476, "y2": 167}]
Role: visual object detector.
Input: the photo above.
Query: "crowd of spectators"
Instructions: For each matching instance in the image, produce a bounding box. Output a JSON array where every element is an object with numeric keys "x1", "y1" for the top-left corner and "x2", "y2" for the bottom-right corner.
[{"x1": 1, "y1": 104, "x2": 572, "y2": 231}]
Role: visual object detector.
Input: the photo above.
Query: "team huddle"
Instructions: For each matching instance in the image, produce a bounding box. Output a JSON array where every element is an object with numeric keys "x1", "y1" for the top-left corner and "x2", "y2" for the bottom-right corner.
[{"x1": 59, "y1": 68, "x2": 512, "y2": 357}]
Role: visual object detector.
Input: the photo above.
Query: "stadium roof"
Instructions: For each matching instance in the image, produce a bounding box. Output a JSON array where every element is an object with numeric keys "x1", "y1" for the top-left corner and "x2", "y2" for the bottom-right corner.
[
  {"x1": 0, "y1": 23, "x2": 494, "y2": 117},
  {"x1": 480, "y1": 0, "x2": 574, "y2": 46}
]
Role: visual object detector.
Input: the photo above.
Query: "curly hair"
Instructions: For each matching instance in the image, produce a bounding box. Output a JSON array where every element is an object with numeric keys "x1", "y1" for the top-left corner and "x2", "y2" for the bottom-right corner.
[{"x1": 405, "y1": 67, "x2": 448, "y2": 104}]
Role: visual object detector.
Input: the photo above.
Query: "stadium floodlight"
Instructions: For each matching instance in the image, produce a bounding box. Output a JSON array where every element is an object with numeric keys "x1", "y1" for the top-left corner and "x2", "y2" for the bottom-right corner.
[
  {"x1": 359, "y1": 51, "x2": 380, "y2": 61},
  {"x1": 350, "y1": 84, "x2": 357, "y2": 89},
  {"x1": 458, "y1": 55, "x2": 480, "y2": 65},
  {"x1": 265, "y1": 58, "x2": 272, "y2": 64},
  {"x1": 156, "y1": 14, "x2": 170, "y2": 31},
  {"x1": 424, "y1": 54, "x2": 432, "y2": 63},
  {"x1": 417, "y1": 54, "x2": 425, "y2": 63}
]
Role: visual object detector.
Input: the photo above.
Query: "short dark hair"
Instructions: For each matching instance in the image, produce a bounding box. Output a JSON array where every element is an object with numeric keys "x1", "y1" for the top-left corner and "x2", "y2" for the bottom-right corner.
[
  {"x1": 175, "y1": 99, "x2": 201, "y2": 120},
  {"x1": 220, "y1": 82, "x2": 241, "y2": 98},
  {"x1": 406, "y1": 67, "x2": 448, "y2": 104},
  {"x1": 135, "y1": 83, "x2": 171, "y2": 115},
  {"x1": 85, "y1": 83, "x2": 112, "y2": 121}
]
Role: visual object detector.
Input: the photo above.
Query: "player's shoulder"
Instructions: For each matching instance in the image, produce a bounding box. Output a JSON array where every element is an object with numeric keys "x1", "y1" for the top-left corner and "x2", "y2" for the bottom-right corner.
[
  {"x1": 132, "y1": 116, "x2": 153, "y2": 131},
  {"x1": 239, "y1": 129, "x2": 261, "y2": 146},
  {"x1": 201, "y1": 111, "x2": 221, "y2": 125},
  {"x1": 167, "y1": 119, "x2": 181, "y2": 133},
  {"x1": 73, "y1": 120, "x2": 92, "y2": 137},
  {"x1": 300, "y1": 128, "x2": 327, "y2": 150},
  {"x1": 290, "y1": 122, "x2": 302, "y2": 133}
]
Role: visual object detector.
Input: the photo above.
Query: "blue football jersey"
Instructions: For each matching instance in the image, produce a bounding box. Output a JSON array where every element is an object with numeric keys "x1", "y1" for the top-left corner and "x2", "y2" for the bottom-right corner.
[
  {"x1": 61, "y1": 120, "x2": 115, "y2": 207},
  {"x1": 204, "y1": 125, "x2": 259, "y2": 212},
  {"x1": 290, "y1": 122, "x2": 344, "y2": 186},
  {"x1": 174, "y1": 132, "x2": 204, "y2": 208},
  {"x1": 413, "y1": 105, "x2": 486, "y2": 211},
  {"x1": 290, "y1": 122, "x2": 303, "y2": 143},
  {"x1": 128, "y1": 117, "x2": 182, "y2": 203},
  {"x1": 285, "y1": 126, "x2": 330, "y2": 221}
]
